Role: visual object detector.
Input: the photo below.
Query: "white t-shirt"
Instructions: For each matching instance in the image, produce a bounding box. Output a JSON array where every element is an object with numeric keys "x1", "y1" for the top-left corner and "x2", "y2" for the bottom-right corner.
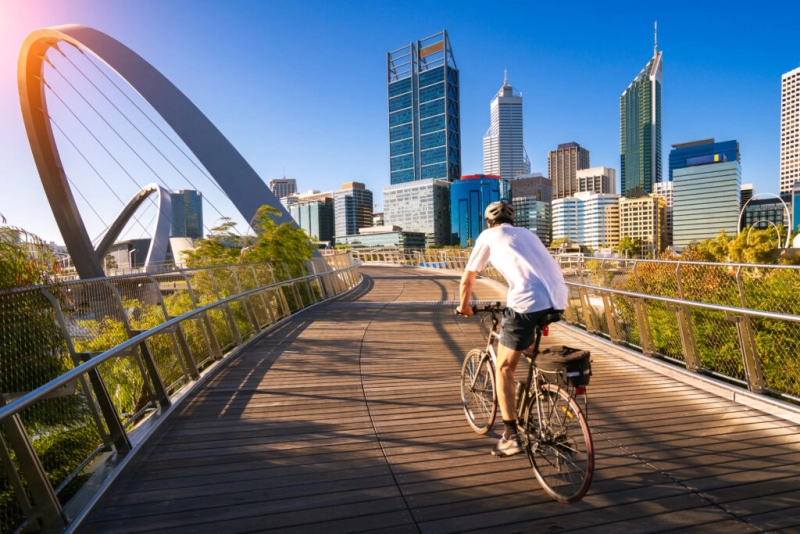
[{"x1": 465, "y1": 224, "x2": 568, "y2": 313}]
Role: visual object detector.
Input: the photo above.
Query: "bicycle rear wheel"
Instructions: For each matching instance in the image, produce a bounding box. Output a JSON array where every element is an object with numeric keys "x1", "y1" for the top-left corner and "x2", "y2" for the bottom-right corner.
[
  {"x1": 522, "y1": 383, "x2": 593, "y2": 503},
  {"x1": 460, "y1": 349, "x2": 496, "y2": 434}
]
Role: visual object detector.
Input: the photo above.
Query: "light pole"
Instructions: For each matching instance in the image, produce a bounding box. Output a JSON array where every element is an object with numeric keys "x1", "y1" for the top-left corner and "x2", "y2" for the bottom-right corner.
[{"x1": 738, "y1": 193, "x2": 791, "y2": 248}]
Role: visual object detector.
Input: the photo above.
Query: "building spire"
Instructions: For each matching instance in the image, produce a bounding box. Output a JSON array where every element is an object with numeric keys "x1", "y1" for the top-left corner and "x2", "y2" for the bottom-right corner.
[
  {"x1": 654, "y1": 20, "x2": 658, "y2": 55},
  {"x1": 504, "y1": 69, "x2": 508, "y2": 87}
]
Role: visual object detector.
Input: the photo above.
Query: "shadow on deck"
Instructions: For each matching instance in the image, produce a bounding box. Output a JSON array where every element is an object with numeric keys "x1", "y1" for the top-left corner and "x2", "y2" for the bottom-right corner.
[{"x1": 77, "y1": 266, "x2": 800, "y2": 533}]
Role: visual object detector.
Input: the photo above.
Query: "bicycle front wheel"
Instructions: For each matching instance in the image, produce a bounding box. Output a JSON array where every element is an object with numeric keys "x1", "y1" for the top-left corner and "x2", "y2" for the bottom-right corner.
[
  {"x1": 460, "y1": 349, "x2": 496, "y2": 434},
  {"x1": 522, "y1": 383, "x2": 593, "y2": 503}
]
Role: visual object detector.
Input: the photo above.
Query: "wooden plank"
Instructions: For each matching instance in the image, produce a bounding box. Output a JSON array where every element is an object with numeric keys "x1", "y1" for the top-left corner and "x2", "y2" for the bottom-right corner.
[{"x1": 76, "y1": 266, "x2": 800, "y2": 533}]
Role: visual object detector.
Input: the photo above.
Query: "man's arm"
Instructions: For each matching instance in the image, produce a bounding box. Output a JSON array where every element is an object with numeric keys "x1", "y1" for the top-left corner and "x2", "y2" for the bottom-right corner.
[{"x1": 456, "y1": 270, "x2": 478, "y2": 316}]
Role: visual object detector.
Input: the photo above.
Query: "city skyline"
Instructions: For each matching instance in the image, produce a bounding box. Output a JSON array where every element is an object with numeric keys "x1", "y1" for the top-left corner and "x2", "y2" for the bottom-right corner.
[{"x1": 1, "y1": 0, "x2": 798, "y2": 243}]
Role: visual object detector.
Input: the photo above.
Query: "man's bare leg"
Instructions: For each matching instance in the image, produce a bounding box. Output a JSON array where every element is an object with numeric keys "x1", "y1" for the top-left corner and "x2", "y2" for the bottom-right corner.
[{"x1": 495, "y1": 343, "x2": 522, "y2": 421}]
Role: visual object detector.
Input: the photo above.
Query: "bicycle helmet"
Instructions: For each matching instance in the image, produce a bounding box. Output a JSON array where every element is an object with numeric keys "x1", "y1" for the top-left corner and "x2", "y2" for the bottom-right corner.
[{"x1": 484, "y1": 200, "x2": 515, "y2": 224}]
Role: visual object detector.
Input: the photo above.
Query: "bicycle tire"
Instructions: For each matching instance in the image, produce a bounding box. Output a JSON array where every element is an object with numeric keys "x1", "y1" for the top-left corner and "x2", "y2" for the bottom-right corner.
[
  {"x1": 460, "y1": 349, "x2": 497, "y2": 434},
  {"x1": 522, "y1": 383, "x2": 593, "y2": 503}
]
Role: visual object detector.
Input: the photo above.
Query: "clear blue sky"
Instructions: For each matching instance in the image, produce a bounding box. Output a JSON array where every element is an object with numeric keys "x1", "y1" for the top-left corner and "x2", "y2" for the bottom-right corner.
[{"x1": 1, "y1": 0, "x2": 798, "y2": 243}]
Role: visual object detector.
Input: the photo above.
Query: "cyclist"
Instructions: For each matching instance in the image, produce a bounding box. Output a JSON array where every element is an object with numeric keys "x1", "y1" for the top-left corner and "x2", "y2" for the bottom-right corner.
[{"x1": 456, "y1": 200, "x2": 568, "y2": 457}]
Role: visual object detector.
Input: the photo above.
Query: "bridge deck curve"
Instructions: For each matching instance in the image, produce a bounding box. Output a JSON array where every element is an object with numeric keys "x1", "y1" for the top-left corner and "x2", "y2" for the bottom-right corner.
[{"x1": 79, "y1": 266, "x2": 800, "y2": 533}]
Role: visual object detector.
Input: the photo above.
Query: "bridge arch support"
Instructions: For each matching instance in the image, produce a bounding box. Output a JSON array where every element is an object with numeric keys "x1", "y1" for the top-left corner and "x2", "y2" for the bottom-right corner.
[{"x1": 19, "y1": 25, "x2": 292, "y2": 279}]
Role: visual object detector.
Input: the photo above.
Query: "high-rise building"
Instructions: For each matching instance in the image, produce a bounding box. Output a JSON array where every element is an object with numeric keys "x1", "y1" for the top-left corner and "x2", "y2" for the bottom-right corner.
[
  {"x1": 510, "y1": 173, "x2": 552, "y2": 203},
  {"x1": 740, "y1": 183, "x2": 755, "y2": 211},
  {"x1": 619, "y1": 195, "x2": 667, "y2": 257},
  {"x1": 793, "y1": 182, "x2": 800, "y2": 234},
  {"x1": 269, "y1": 178, "x2": 297, "y2": 199},
  {"x1": 450, "y1": 174, "x2": 509, "y2": 247},
  {"x1": 669, "y1": 139, "x2": 738, "y2": 182},
  {"x1": 333, "y1": 182, "x2": 373, "y2": 238},
  {"x1": 781, "y1": 67, "x2": 800, "y2": 193},
  {"x1": 483, "y1": 72, "x2": 530, "y2": 181},
  {"x1": 551, "y1": 192, "x2": 619, "y2": 249},
  {"x1": 653, "y1": 181, "x2": 674, "y2": 247},
  {"x1": 170, "y1": 190, "x2": 203, "y2": 239},
  {"x1": 673, "y1": 142, "x2": 741, "y2": 248},
  {"x1": 289, "y1": 197, "x2": 334, "y2": 243},
  {"x1": 621, "y1": 27, "x2": 662, "y2": 198},
  {"x1": 383, "y1": 179, "x2": 451, "y2": 247},
  {"x1": 577, "y1": 167, "x2": 616, "y2": 195},
  {"x1": 387, "y1": 31, "x2": 461, "y2": 184},
  {"x1": 548, "y1": 142, "x2": 590, "y2": 200},
  {"x1": 512, "y1": 197, "x2": 551, "y2": 246},
  {"x1": 741, "y1": 195, "x2": 791, "y2": 231}
]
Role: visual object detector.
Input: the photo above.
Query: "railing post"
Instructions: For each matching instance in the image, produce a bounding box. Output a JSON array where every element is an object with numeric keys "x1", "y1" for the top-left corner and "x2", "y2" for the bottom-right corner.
[
  {"x1": 0, "y1": 397, "x2": 67, "y2": 531},
  {"x1": 103, "y1": 280, "x2": 170, "y2": 408},
  {"x1": 578, "y1": 287, "x2": 595, "y2": 333},
  {"x1": 601, "y1": 292, "x2": 621, "y2": 342},
  {"x1": 79, "y1": 353, "x2": 132, "y2": 452},
  {"x1": 676, "y1": 263, "x2": 685, "y2": 299},
  {"x1": 183, "y1": 271, "x2": 223, "y2": 360},
  {"x1": 208, "y1": 269, "x2": 242, "y2": 347},
  {"x1": 147, "y1": 275, "x2": 199, "y2": 381},
  {"x1": 633, "y1": 297, "x2": 654, "y2": 355},
  {"x1": 666, "y1": 304, "x2": 701, "y2": 372},
  {"x1": 726, "y1": 312, "x2": 765, "y2": 393}
]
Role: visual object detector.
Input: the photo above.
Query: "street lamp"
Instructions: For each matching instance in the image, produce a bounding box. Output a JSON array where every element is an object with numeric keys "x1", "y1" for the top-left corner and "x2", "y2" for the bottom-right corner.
[{"x1": 738, "y1": 193, "x2": 791, "y2": 248}]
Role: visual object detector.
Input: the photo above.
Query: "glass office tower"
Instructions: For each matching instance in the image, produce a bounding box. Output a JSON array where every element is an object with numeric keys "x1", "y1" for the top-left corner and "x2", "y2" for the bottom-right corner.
[
  {"x1": 333, "y1": 182, "x2": 373, "y2": 238},
  {"x1": 668, "y1": 139, "x2": 739, "y2": 182},
  {"x1": 483, "y1": 72, "x2": 530, "y2": 181},
  {"x1": 450, "y1": 175, "x2": 509, "y2": 247},
  {"x1": 621, "y1": 34, "x2": 662, "y2": 198},
  {"x1": 170, "y1": 189, "x2": 203, "y2": 239},
  {"x1": 383, "y1": 179, "x2": 451, "y2": 247},
  {"x1": 387, "y1": 31, "x2": 461, "y2": 184}
]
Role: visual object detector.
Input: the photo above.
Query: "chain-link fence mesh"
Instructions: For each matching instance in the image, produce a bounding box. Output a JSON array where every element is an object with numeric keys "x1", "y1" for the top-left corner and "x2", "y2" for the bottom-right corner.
[{"x1": 0, "y1": 252, "x2": 360, "y2": 533}]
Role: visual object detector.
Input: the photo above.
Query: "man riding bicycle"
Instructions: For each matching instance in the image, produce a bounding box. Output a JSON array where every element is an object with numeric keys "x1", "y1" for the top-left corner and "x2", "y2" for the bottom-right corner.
[{"x1": 456, "y1": 200, "x2": 568, "y2": 457}]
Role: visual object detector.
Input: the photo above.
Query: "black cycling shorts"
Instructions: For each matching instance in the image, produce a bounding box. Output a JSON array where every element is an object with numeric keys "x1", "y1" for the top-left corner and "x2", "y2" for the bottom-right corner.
[{"x1": 499, "y1": 307, "x2": 556, "y2": 351}]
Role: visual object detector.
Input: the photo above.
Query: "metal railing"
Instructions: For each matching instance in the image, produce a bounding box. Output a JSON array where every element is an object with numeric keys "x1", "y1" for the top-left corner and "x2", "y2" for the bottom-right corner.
[
  {"x1": 353, "y1": 248, "x2": 800, "y2": 404},
  {"x1": 0, "y1": 253, "x2": 361, "y2": 533}
]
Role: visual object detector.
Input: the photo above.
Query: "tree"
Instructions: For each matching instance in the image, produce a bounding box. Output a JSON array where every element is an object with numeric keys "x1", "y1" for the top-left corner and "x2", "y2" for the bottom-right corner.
[
  {"x1": 241, "y1": 206, "x2": 314, "y2": 264},
  {"x1": 550, "y1": 237, "x2": 571, "y2": 250},
  {"x1": 616, "y1": 235, "x2": 642, "y2": 258},
  {"x1": 181, "y1": 217, "x2": 247, "y2": 267}
]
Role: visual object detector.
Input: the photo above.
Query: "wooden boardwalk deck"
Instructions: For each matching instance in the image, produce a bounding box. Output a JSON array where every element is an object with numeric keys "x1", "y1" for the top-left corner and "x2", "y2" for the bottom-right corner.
[{"x1": 78, "y1": 266, "x2": 800, "y2": 533}]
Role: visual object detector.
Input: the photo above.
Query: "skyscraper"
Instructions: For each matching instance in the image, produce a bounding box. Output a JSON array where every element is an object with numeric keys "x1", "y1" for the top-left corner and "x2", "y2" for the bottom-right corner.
[
  {"x1": 668, "y1": 139, "x2": 739, "y2": 182},
  {"x1": 781, "y1": 67, "x2": 800, "y2": 193},
  {"x1": 269, "y1": 178, "x2": 297, "y2": 199},
  {"x1": 383, "y1": 179, "x2": 451, "y2": 247},
  {"x1": 450, "y1": 175, "x2": 509, "y2": 247},
  {"x1": 621, "y1": 25, "x2": 662, "y2": 198},
  {"x1": 483, "y1": 72, "x2": 530, "y2": 181},
  {"x1": 576, "y1": 167, "x2": 616, "y2": 195},
  {"x1": 548, "y1": 142, "x2": 590, "y2": 200},
  {"x1": 170, "y1": 190, "x2": 203, "y2": 239},
  {"x1": 387, "y1": 31, "x2": 461, "y2": 184},
  {"x1": 333, "y1": 182, "x2": 373, "y2": 238}
]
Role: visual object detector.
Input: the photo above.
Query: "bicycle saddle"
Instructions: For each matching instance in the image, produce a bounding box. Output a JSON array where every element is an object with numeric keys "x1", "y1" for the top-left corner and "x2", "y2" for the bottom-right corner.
[{"x1": 537, "y1": 310, "x2": 564, "y2": 327}]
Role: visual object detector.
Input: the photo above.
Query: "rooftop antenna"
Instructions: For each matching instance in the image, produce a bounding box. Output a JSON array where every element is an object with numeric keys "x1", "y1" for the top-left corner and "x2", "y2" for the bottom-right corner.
[{"x1": 654, "y1": 20, "x2": 658, "y2": 55}]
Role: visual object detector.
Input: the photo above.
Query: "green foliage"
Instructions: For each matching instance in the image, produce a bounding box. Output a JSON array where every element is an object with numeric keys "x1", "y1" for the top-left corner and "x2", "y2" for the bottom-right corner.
[
  {"x1": 242, "y1": 206, "x2": 314, "y2": 264},
  {"x1": 680, "y1": 227, "x2": 800, "y2": 265},
  {"x1": 616, "y1": 235, "x2": 642, "y2": 258},
  {"x1": 549, "y1": 237, "x2": 570, "y2": 249},
  {"x1": 181, "y1": 218, "x2": 243, "y2": 267}
]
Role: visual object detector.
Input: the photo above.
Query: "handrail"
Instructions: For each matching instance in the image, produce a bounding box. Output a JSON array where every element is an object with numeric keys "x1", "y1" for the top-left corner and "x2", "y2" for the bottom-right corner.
[
  {"x1": 0, "y1": 270, "x2": 343, "y2": 424},
  {"x1": 0, "y1": 254, "x2": 361, "y2": 533},
  {"x1": 566, "y1": 281, "x2": 800, "y2": 324}
]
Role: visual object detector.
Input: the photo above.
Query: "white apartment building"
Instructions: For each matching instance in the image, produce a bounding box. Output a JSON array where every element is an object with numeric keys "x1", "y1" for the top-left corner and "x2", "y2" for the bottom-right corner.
[
  {"x1": 781, "y1": 67, "x2": 800, "y2": 193},
  {"x1": 483, "y1": 72, "x2": 530, "y2": 181},
  {"x1": 269, "y1": 178, "x2": 297, "y2": 199},
  {"x1": 552, "y1": 191, "x2": 620, "y2": 250},
  {"x1": 577, "y1": 166, "x2": 616, "y2": 195}
]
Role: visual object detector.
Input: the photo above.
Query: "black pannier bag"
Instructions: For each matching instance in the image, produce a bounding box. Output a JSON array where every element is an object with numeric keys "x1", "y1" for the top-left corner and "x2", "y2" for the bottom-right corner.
[{"x1": 536, "y1": 346, "x2": 591, "y2": 387}]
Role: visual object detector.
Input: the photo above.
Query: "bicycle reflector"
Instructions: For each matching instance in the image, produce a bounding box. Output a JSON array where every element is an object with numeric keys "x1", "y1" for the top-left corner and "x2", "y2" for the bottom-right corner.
[
  {"x1": 543, "y1": 325, "x2": 549, "y2": 336},
  {"x1": 575, "y1": 387, "x2": 586, "y2": 395}
]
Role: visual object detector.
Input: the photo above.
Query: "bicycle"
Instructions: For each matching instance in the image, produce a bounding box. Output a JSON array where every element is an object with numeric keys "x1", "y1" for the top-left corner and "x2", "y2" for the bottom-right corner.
[{"x1": 459, "y1": 301, "x2": 594, "y2": 503}]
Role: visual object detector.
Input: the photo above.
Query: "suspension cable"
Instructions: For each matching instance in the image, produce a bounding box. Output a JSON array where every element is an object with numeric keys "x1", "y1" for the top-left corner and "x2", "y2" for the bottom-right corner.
[
  {"x1": 60, "y1": 43, "x2": 243, "y2": 234},
  {"x1": 57, "y1": 45, "x2": 238, "y2": 233},
  {"x1": 48, "y1": 115, "x2": 162, "y2": 256}
]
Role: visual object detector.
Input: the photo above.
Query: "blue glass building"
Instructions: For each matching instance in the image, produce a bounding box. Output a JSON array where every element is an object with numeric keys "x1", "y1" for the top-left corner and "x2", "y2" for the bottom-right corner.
[
  {"x1": 669, "y1": 139, "x2": 740, "y2": 182},
  {"x1": 170, "y1": 190, "x2": 203, "y2": 239},
  {"x1": 794, "y1": 183, "x2": 800, "y2": 234},
  {"x1": 450, "y1": 175, "x2": 509, "y2": 247},
  {"x1": 387, "y1": 31, "x2": 461, "y2": 185}
]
